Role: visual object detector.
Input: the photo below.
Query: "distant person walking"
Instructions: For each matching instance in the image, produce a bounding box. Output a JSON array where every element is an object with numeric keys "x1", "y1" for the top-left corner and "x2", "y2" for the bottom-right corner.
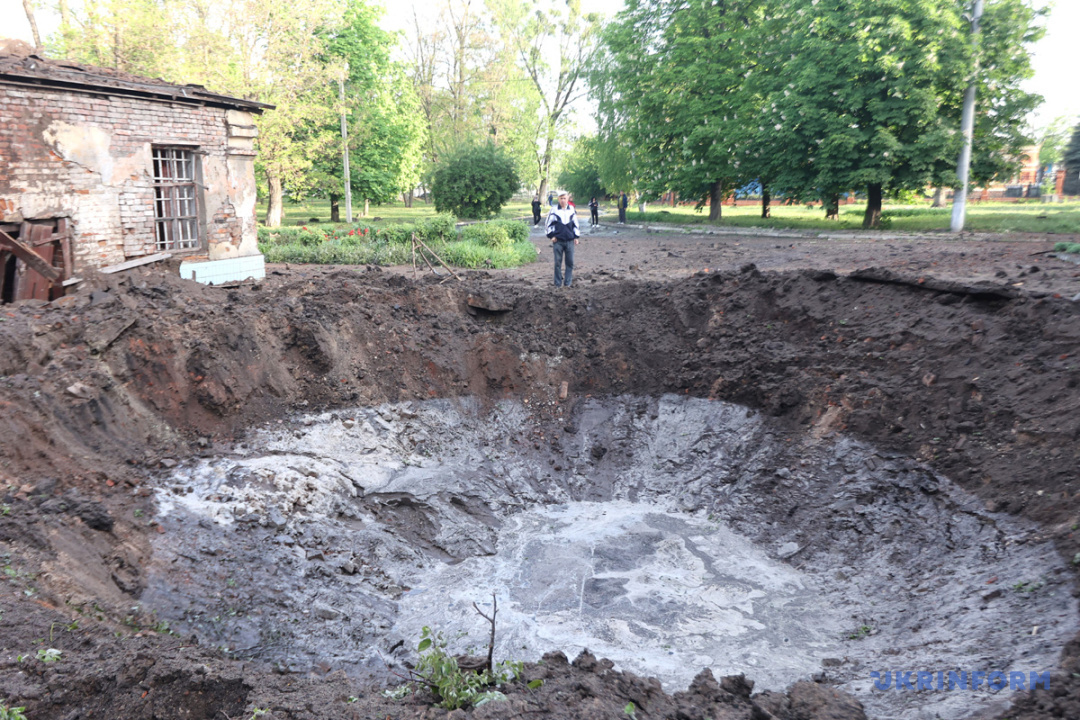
[
  {"x1": 618, "y1": 192, "x2": 628, "y2": 224},
  {"x1": 545, "y1": 190, "x2": 580, "y2": 287},
  {"x1": 588, "y1": 197, "x2": 599, "y2": 226},
  {"x1": 531, "y1": 195, "x2": 542, "y2": 226}
]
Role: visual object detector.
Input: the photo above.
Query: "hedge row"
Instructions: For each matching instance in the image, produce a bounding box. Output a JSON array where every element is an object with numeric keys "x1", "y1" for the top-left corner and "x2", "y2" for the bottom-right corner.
[
  {"x1": 258, "y1": 213, "x2": 458, "y2": 248},
  {"x1": 258, "y1": 217, "x2": 536, "y2": 269}
]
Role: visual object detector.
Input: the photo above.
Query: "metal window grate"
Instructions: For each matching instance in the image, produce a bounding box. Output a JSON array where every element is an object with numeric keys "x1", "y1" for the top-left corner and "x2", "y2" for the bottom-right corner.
[{"x1": 152, "y1": 147, "x2": 200, "y2": 251}]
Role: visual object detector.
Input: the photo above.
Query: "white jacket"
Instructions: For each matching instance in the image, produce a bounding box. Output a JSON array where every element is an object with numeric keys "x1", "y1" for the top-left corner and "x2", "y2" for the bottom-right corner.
[{"x1": 545, "y1": 205, "x2": 580, "y2": 240}]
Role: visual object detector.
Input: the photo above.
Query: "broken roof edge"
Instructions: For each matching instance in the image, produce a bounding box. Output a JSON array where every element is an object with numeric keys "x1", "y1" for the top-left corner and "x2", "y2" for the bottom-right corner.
[{"x1": 0, "y1": 53, "x2": 274, "y2": 113}]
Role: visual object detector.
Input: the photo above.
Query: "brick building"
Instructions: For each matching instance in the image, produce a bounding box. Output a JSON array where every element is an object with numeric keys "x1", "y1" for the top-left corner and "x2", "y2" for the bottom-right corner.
[{"x1": 0, "y1": 48, "x2": 270, "y2": 302}]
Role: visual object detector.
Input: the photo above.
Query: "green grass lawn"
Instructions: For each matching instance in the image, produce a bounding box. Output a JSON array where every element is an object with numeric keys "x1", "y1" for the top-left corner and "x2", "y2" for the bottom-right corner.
[
  {"x1": 619, "y1": 200, "x2": 1080, "y2": 234},
  {"x1": 259, "y1": 197, "x2": 1080, "y2": 235}
]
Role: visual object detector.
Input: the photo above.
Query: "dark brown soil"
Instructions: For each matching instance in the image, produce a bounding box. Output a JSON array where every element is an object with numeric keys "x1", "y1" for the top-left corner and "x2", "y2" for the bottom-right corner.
[{"x1": 1, "y1": 228, "x2": 1079, "y2": 719}]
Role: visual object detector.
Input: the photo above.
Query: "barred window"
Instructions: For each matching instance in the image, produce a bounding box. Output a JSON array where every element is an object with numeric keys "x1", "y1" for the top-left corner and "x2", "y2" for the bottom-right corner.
[{"x1": 152, "y1": 147, "x2": 200, "y2": 251}]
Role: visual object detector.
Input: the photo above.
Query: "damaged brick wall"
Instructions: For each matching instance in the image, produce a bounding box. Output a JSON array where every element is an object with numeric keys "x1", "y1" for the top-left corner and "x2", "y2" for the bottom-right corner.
[{"x1": 0, "y1": 85, "x2": 259, "y2": 272}]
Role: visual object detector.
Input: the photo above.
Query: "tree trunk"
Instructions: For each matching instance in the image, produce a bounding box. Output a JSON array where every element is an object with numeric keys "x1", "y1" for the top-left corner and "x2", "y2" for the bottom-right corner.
[
  {"x1": 931, "y1": 186, "x2": 945, "y2": 208},
  {"x1": 863, "y1": 183, "x2": 883, "y2": 229},
  {"x1": 22, "y1": 0, "x2": 42, "y2": 51},
  {"x1": 329, "y1": 193, "x2": 340, "y2": 223},
  {"x1": 265, "y1": 173, "x2": 283, "y2": 227},
  {"x1": 537, "y1": 134, "x2": 555, "y2": 203},
  {"x1": 825, "y1": 193, "x2": 840, "y2": 220},
  {"x1": 363, "y1": 198, "x2": 370, "y2": 218},
  {"x1": 403, "y1": 192, "x2": 413, "y2": 208},
  {"x1": 708, "y1": 181, "x2": 723, "y2": 221},
  {"x1": 761, "y1": 188, "x2": 771, "y2": 219}
]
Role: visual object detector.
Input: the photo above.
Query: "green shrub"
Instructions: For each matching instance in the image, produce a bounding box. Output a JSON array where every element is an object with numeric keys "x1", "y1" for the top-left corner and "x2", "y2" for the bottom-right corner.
[
  {"x1": 376, "y1": 223, "x2": 417, "y2": 245},
  {"x1": 385, "y1": 627, "x2": 520, "y2": 710},
  {"x1": 1053, "y1": 242, "x2": 1080, "y2": 254},
  {"x1": 440, "y1": 239, "x2": 538, "y2": 269},
  {"x1": 487, "y1": 218, "x2": 529, "y2": 244},
  {"x1": 460, "y1": 223, "x2": 512, "y2": 249},
  {"x1": 417, "y1": 213, "x2": 457, "y2": 243},
  {"x1": 431, "y1": 142, "x2": 520, "y2": 219}
]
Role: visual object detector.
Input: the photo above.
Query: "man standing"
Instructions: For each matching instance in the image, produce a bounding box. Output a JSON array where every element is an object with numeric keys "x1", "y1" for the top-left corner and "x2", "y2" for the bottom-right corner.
[
  {"x1": 545, "y1": 190, "x2": 580, "y2": 287},
  {"x1": 618, "y1": 191, "x2": 628, "y2": 224},
  {"x1": 531, "y1": 195, "x2": 542, "y2": 226}
]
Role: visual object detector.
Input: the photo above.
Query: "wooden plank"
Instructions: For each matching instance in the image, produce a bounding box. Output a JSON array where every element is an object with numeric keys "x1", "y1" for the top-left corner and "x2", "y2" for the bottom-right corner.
[
  {"x1": 58, "y1": 219, "x2": 73, "y2": 280},
  {"x1": 0, "y1": 229, "x2": 61, "y2": 282},
  {"x1": 99, "y1": 252, "x2": 172, "y2": 274}
]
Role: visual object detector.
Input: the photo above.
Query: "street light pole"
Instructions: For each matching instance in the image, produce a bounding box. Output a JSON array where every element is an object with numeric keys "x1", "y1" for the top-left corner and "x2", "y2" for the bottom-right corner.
[
  {"x1": 951, "y1": 0, "x2": 984, "y2": 233},
  {"x1": 340, "y1": 64, "x2": 353, "y2": 224}
]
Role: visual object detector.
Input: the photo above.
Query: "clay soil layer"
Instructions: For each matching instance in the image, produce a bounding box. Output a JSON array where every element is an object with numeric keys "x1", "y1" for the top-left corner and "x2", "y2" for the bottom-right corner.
[{"x1": 1, "y1": 227, "x2": 1080, "y2": 720}]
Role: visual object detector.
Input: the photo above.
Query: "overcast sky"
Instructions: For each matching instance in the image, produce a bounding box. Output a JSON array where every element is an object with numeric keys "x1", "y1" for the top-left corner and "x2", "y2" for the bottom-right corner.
[{"x1": 2, "y1": 0, "x2": 1076, "y2": 128}]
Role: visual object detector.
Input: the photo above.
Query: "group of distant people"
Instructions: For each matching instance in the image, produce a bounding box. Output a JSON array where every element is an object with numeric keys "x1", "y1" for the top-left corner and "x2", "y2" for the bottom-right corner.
[
  {"x1": 530, "y1": 191, "x2": 631, "y2": 287},
  {"x1": 530, "y1": 191, "x2": 629, "y2": 227}
]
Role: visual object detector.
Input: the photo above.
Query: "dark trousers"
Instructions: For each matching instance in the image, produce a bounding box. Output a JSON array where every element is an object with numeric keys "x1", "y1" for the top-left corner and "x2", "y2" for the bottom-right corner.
[
  {"x1": 532, "y1": 207, "x2": 541, "y2": 225},
  {"x1": 618, "y1": 206, "x2": 626, "y2": 223},
  {"x1": 590, "y1": 208, "x2": 598, "y2": 225},
  {"x1": 553, "y1": 239, "x2": 575, "y2": 287}
]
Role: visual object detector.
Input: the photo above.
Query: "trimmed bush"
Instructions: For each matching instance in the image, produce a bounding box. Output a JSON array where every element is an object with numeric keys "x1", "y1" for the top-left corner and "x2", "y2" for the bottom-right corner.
[{"x1": 431, "y1": 142, "x2": 520, "y2": 219}]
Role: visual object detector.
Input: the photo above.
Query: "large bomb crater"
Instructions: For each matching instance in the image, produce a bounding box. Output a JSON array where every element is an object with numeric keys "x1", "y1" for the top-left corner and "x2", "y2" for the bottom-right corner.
[{"x1": 145, "y1": 394, "x2": 1076, "y2": 720}]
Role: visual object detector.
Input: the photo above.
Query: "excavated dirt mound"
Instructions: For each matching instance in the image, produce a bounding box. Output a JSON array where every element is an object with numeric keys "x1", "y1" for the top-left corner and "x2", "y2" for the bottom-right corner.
[{"x1": 2, "y1": 230, "x2": 1080, "y2": 719}]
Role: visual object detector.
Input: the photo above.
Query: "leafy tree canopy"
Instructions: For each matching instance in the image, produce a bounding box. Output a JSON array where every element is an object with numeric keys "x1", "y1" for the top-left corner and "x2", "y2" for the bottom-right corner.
[
  {"x1": 557, "y1": 137, "x2": 605, "y2": 202},
  {"x1": 591, "y1": 0, "x2": 1044, "y2": 227}
]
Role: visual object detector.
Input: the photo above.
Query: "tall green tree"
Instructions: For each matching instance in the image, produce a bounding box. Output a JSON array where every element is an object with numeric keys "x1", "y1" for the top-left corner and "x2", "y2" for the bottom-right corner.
[
  {"x1": 592, "y1": 0, "x2": 767, "y2": 219},
  {"x1": 557, "y1": 136, "x2": 605, "y2": 202},
  {"x1": 316, "y1": 0, "x2": 426, "y2": 218},
  {"x1": 592, "y1": 0, "x2": 1043, "y2": 227},
  {"x1": 492, "y1": 0, "x2": 599, "y2": 199},
  {"x1": 759, "y1": 0, "x2": 974, "y2": 227}
]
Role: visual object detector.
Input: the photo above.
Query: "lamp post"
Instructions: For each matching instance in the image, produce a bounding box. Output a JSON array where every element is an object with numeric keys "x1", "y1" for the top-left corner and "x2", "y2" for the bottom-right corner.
[
  {"x1": 340, "y1": 63, "x2": 353, "y2": 224},
  {"x1": 951, "y1": 0, "x2": 984, "y2": 233}
]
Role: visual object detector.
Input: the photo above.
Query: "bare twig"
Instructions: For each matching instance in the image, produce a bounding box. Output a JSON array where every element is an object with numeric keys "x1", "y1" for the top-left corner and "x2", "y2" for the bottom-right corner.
[
  {"x1": 472, "y1": 592, "x2": 497, "y2": 674},
  {"x1": 376, "y1": 647, "x2": 437, "y2": 690},
  {"x1": 414, "y1": 235, "x2": 462, "y2": 281}
]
